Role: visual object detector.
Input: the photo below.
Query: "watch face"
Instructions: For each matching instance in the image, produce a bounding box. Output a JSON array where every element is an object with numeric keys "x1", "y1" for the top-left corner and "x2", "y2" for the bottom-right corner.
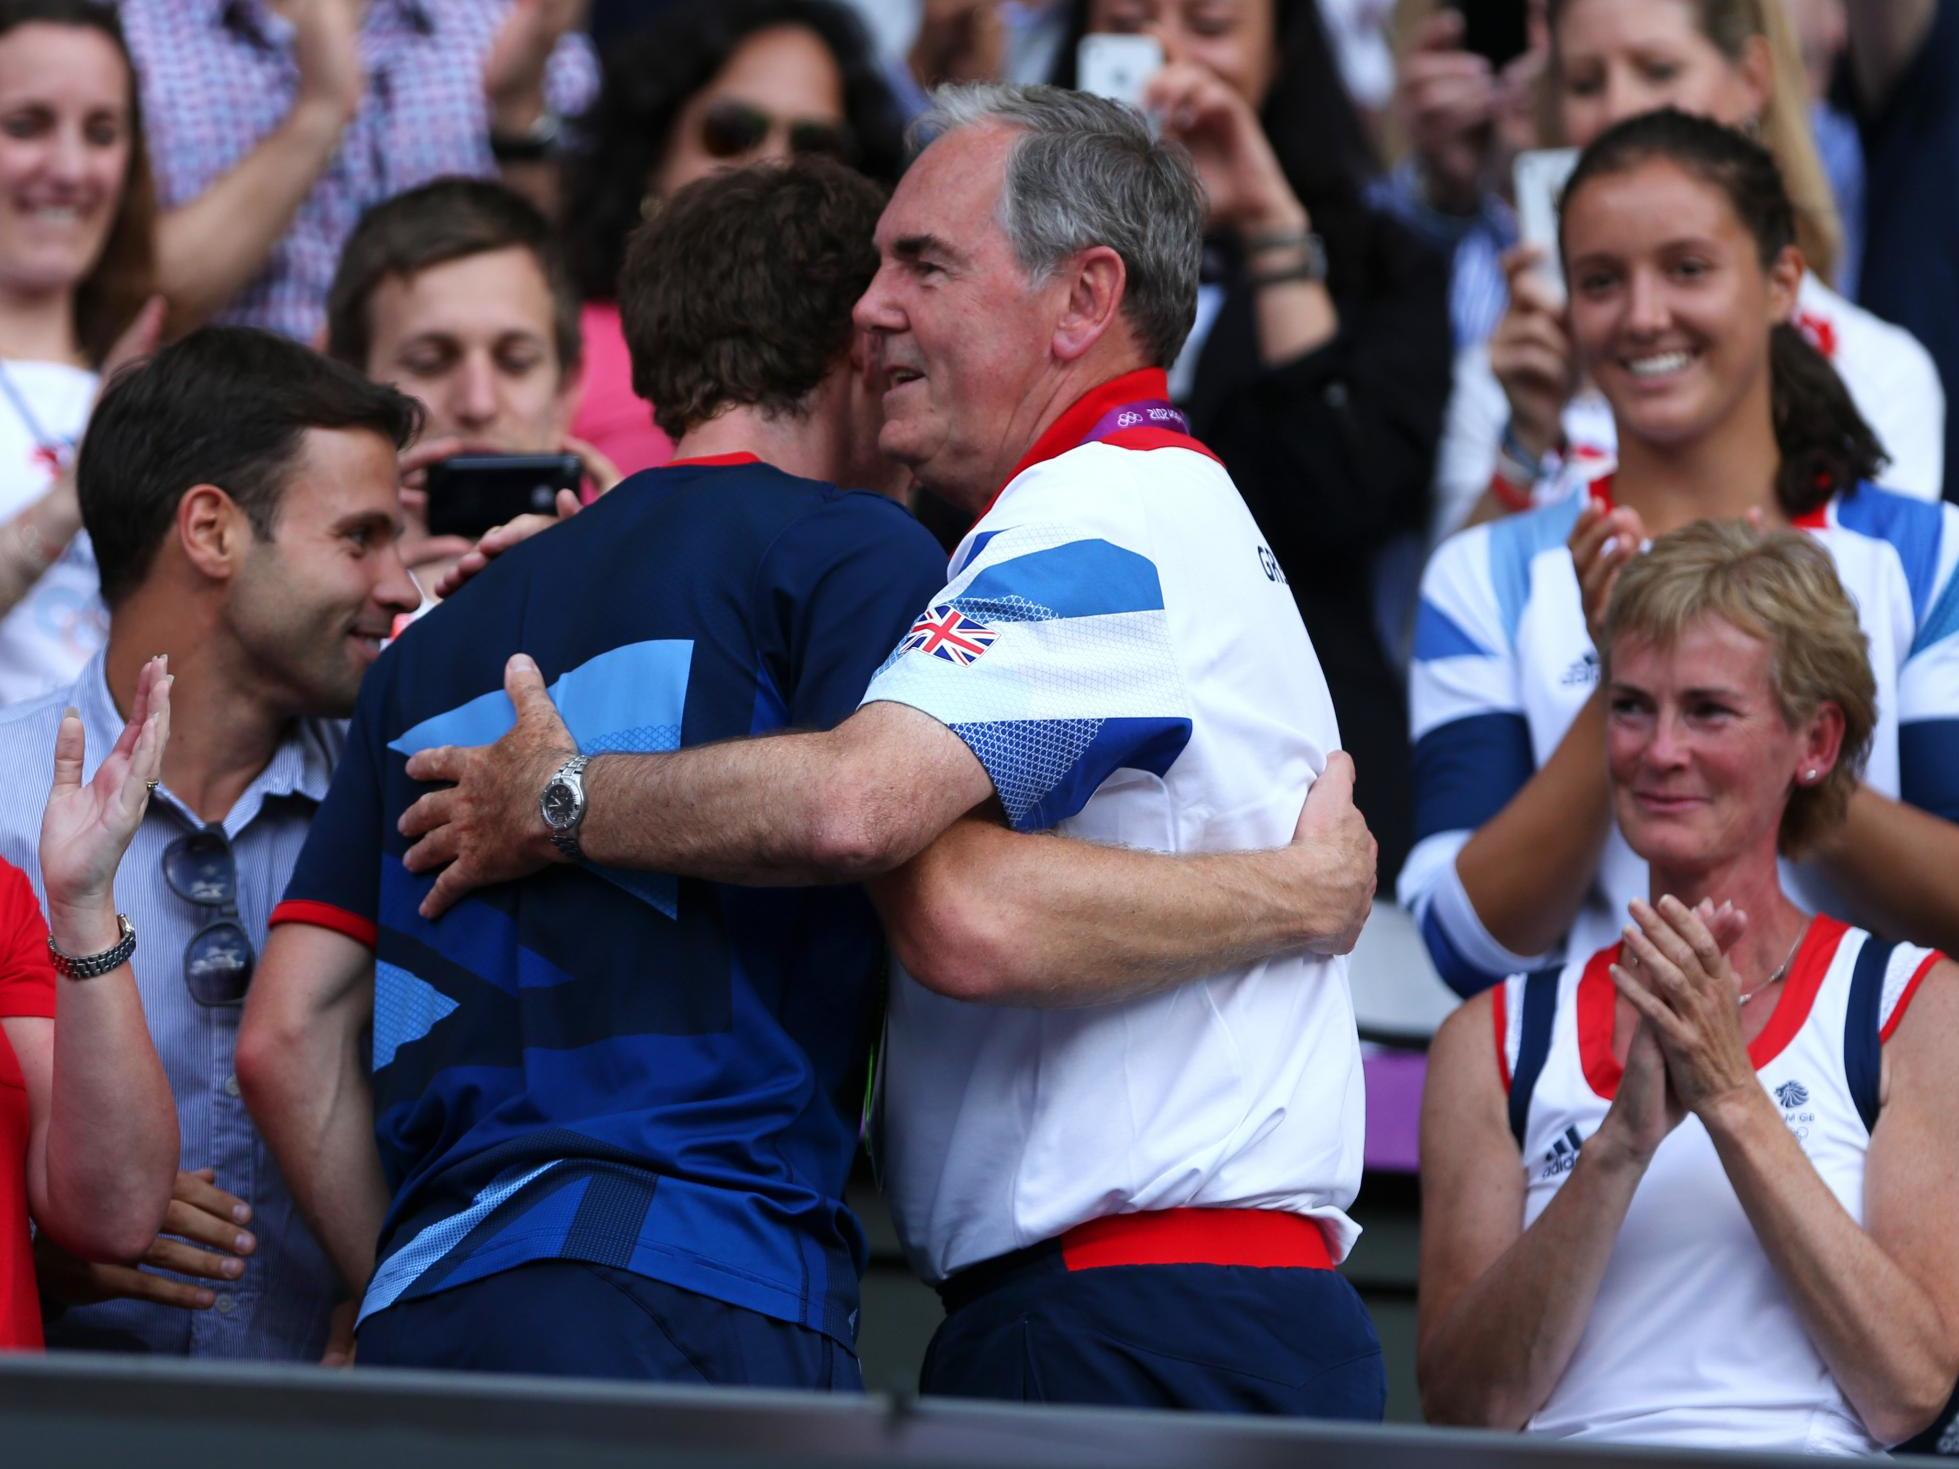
[{"x1": 542, "y1": 782, "x2": 577, "y2": 827}]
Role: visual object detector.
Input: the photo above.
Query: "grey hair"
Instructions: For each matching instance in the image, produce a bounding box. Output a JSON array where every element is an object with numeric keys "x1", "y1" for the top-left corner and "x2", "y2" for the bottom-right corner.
[{"x1": 912, "y1": 83, "x2": 1205, "y2": 369}]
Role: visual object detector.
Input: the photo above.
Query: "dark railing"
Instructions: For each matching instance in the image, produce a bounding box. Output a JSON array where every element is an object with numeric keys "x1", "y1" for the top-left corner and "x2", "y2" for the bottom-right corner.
[{"x1": 0, "y1": 1352, "x2": 1930, "y2": 1469}]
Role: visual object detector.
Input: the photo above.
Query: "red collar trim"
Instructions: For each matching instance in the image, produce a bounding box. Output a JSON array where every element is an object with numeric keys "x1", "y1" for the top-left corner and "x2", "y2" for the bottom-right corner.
[
  {"x1": 1577, "y1": 913, "x2": 1847, "y2": 1100},
  {"x1": 982, "y1": 367, "x2": 1220, "y2": 517},
  {"x1": 668, "y1": 452, "x2": 763, "y2": 469},
  {"x1": 1582, "y1": 472, "x2": 1833, "y2": 530}
]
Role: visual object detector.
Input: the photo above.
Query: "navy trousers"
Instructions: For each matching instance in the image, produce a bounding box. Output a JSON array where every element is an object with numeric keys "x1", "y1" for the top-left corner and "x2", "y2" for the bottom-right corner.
[
  {"x1": 357, "y1": 1259, "x2": 861, "y2": 1389},
  {"x1": 922, "y1": 1251, "x2": 1385, "y2": 1417}
]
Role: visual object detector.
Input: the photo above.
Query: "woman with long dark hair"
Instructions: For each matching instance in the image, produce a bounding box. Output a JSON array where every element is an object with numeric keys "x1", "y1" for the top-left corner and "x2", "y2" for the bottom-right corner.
[
  {"x1": 1053, "y1": 0, "x2": 1453, "y2": 881},
  {"x1": 560, "y1": 0, "x2": 903, "y2": 477},
  {"x1": 0, "y1": 0, "x2": 157, "y2": 703},
  {"x1": 1403, "y1": 109, "x2": 1959, "y2": 998}
]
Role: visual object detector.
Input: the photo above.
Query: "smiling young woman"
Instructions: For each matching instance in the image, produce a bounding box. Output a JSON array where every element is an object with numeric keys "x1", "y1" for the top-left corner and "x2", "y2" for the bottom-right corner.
[
  {"x1": 0, "y1": 0, "x2": 157, "y2": 705},
  {"x1": 1401, "y1": 108, "x2": 1959, "y2": 1003}
]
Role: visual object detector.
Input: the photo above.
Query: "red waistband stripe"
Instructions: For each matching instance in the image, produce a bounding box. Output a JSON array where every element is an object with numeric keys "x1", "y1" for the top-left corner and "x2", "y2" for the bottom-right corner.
[{"x1": 1058, "y1": 1208, "x2": 1333, "y2": 1272}]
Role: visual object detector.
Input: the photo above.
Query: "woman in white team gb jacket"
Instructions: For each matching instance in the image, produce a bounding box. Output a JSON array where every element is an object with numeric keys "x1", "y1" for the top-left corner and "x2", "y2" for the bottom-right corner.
[
  {"x1": 1402, "y1": 111, "x2": 1959, "y2": 1004},
  {"x1": 1418, "y1": 519, "x2": 1959, "y2": 1452}
]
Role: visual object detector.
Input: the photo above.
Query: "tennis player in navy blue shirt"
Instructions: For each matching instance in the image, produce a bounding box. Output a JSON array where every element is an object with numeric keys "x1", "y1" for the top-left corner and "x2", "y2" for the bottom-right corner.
[{"x1": 240, "y1": 160, "x2": 944, "y2": 1384}]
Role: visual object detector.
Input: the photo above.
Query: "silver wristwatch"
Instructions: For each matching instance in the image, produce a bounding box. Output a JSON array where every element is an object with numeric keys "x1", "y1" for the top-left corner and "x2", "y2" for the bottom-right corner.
[
  {"x1": 47, "y1": 913, "x2": 137, "y2": 980},
  {"x1": 538, "y1": 754, "x2": 591, "y2": 859}
]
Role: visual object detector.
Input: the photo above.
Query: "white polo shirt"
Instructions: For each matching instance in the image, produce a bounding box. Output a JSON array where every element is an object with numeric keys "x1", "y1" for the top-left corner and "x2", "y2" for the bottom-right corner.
[{"x1": 860, "y1": 368, "x2": 1366, "y2": 1285}]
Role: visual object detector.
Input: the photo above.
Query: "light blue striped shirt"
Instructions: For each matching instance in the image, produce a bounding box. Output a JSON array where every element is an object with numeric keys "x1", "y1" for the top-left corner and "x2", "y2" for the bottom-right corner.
[{"x1": 0, "y1": 648, "x2": 342, "y2": 1358}]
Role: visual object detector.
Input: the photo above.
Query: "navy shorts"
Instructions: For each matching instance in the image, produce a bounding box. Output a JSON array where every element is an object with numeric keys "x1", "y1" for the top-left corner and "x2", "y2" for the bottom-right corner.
[
  {"x1": 922, "y1": 1244, "x2": 1384, "y2": 1417},
  {"x1": 356, "y1": 1259, "x2": 862, "y2": 1390}
]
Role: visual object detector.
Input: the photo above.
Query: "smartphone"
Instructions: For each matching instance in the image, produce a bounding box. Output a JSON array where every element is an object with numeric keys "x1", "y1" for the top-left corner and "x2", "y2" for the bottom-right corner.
[
  {"x1": 1448, "y1": 0, "x2": 1530, "y2": 70},
  {"x1": 424, "y1": 452, "x2": 581, "y2": 540},
  {"x1": 1513, "y1": 146, "x2": 1580, "y2": 304},
  {"x1": 1076, "y1": 33, "x2": 1164, "y2": 112}
]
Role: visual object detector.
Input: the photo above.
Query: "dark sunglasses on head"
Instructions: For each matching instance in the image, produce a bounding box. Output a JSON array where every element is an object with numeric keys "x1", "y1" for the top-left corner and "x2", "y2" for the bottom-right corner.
[
  {"x1": 162, "y1": 826, "x2": 255, "y2": 1008},
  {"x1": 699, "y1": 98, "x2": 856, "y2": 165}
]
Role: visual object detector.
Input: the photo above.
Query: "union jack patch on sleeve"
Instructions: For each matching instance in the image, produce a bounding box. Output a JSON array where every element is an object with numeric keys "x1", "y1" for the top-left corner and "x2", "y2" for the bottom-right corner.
[{"x1": 899, "y1": 604, "x2": 998, "y2": 666}]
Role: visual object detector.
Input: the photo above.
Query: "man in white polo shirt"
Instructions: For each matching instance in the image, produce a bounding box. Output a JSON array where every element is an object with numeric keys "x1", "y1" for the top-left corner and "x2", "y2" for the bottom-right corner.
[{"x1": 392, "y1": 84, "x2": 1381, "y2": 1417}]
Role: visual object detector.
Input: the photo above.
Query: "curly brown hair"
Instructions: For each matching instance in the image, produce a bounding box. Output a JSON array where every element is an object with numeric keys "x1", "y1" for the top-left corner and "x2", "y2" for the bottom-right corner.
[{"x1": 620, "y1": 157, "x2": 884, "y2": 441}]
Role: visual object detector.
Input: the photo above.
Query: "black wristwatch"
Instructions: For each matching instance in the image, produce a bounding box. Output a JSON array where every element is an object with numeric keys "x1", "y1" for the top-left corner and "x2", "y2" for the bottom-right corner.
[
  {"x1": 539, "y1": 754, "x2": 590, "y2": 859},
  {"x1": 490, "y1": 109, "x2": 562, "y2": 164},
  {"x1": 47, "y1": 914, "x2": 137, "y2": 980}
]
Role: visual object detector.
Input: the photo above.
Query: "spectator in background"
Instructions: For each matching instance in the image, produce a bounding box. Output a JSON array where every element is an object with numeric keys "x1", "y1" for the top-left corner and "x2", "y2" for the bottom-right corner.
[
  {"x1": 324, "y1": 177, "x2": 620, "y2": 595},
  {"x1": 1, "y1": 655, "x2": 179, "y2": 1351},
  {"x1": 122, "y1": 0, "x2": 596, "y2": 342},
  {"x1": 1840, "y1": 1, "x2": 1959, "y2": 508},
  {"x1": 560, "y1": 0, "x2": 903, "y2": 479},
  {"x1": 0, "y1": 326, "x2": 423, "y2": 1362},
  {"x1": 0, "y1": 0, "x2": 159, "y2": 705},
  {"x1": 1419, "y1": 520, "x2": 1959, "y2": 1452},
  {"x1": 1402, "y1": 111, "x2": 1959, "y2": 1002},
  {"x1": 1051, "y1": 0, "x2": 1451, "y2": 881},
  {"x1": 1427, "y1": 0, "x2": 1944, "y2": 539}
]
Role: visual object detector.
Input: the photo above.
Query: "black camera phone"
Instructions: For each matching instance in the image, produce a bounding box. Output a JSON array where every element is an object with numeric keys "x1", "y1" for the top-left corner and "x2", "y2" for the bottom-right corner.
[
  {"x1": 424, "y1": 452, "x2": 582, "y2": 540},
  {"x1": 1449, "y1": 0, "x2": 1530, "y2": 70}
]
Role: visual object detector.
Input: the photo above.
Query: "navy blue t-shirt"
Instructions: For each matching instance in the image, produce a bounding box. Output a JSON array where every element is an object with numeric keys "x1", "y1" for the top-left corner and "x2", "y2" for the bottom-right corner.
[
  {"x1": 1846, "y1": 1, "x2": 1959, "y2": 502},
  {"x1": 275, "y1": 458, "x2": 946, "y2": 1346}
]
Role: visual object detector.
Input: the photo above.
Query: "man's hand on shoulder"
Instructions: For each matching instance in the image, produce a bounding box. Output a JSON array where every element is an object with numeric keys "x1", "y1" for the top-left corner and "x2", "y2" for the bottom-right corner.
[
  {"x1": 399, "y1": 653, "x2": 574, "y2": 919},
  {"x1": 1289, "y1": 752, "x2": 1377, "y2": 956}
]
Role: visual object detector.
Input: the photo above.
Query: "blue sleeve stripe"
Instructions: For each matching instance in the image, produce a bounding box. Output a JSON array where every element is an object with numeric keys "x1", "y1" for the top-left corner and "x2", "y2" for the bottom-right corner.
[
  {"x1": 952, "y1": 714, "x2": 1193, "y2": 830},
  {"x1": 1842, "y1": 935, "x2": 1894, "y2": 1134},
  {"x1": 1838, "y1": 486, "x2": 1943, "y2": 627},
  {"x1": 1901, "y1": 719, "x2": 1959, "y2": 820},
  {"x1": 1420, "y1": 901, "x2": 1508, "y2": 998},
  {"x1": 1413, "y1": 598, "x2": 1495, "y2": 662},
  {"x1": 1508, "y1": 968, "x2": 1562, "y2": 1145},
  {"x1": 1913, "y1": 564, "x2": 1959, "y2": 656},
  {"x1": 1413, "y1": 711, "x2": 1537, "y2": 843},
  {"x1": 950, "y1": 528, "x2": 1001, "y2": 578},
  {"x1": 960, "y1": 538, "x2": 1164, "y2": 619}
]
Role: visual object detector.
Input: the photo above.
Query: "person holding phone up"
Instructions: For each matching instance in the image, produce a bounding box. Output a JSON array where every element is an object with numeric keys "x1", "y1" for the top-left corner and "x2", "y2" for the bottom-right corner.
[
  {"x1": 1052, "y1": 0, "x2": 1451, "y2": 883},
  {"x1": 1431, "y1": 0, "x2": 1944, "y2": 539}
]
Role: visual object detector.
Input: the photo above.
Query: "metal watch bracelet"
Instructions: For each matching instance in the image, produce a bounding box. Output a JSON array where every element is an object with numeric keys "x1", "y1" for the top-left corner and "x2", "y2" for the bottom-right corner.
[{"x1": 47, "y1": 913, "x2": 137, "y2": 980}]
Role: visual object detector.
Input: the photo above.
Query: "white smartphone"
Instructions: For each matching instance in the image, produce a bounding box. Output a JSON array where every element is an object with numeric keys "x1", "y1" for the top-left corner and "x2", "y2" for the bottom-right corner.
[
  {"x1": 1076, "y1": 33, "x2": 1164, "y2": 112},
  {"x1": 1512, "y1": 147, "x2": 1580, "y2": 303}
]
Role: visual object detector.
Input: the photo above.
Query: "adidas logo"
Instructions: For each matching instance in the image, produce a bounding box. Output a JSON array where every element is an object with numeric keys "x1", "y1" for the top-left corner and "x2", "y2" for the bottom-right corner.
[
  {"x1": 1540, "y1": 1124, "x2": 1585, "y2": 1179},
  {"x1": 1561, "y1": 650, "x2": 1600, "y2": 687}
]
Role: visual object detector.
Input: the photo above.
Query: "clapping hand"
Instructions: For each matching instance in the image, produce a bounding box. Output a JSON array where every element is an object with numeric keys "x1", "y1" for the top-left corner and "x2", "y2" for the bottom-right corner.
[
  {"x1": 1568, "y1": 495, "x2": 1647, "y2": 652},
  {"x1": 1613, "y1": 896, "x2": 1761, "y2": 1119}
]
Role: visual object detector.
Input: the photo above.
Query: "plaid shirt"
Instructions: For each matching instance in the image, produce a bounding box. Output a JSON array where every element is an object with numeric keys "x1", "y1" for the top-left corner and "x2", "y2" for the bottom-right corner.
[{"x1": 123, "y1": 0, "x2": 596, "y2": 341}]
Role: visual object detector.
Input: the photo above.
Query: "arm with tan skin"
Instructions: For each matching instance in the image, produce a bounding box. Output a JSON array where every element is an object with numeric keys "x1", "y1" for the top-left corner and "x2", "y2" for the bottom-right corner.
[
  {"x1": 8, "y1": 659, "x2": 178, "y2": 1264},
  {"x1": 154, "y1": 0, "x2": 362, "y2": 330},
  {"x1": 1417, "y1": 987, "x2": 1684, "y2": 1427},
  {"x1": 479, "y1": 0, "x2": 590, "y2": 215},
  {"x1": 1451, "y1": 499, "x2": 1645, "y2": 956},
  {"x1": 236, "y1": 923, "x2": 387, "y2": 1311},
  {"x1": 1618, "y1": 897, "x2": 1959, "y2": 1443},
  {"x1": 396, "y1": 657, "x2": 1380, "y2": 997},
  {"x1": 1810, "y1": 791, "x2": 1959, "y2": 956},
  {"x1": 1145, "y1": 63, "x2": 1337, "y2": 368}
]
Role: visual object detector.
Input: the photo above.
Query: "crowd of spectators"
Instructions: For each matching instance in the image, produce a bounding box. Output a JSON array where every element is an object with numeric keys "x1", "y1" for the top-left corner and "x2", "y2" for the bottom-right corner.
[{"x1": 0, "y1": 0, "x2": 1955, "y2": 1457}]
